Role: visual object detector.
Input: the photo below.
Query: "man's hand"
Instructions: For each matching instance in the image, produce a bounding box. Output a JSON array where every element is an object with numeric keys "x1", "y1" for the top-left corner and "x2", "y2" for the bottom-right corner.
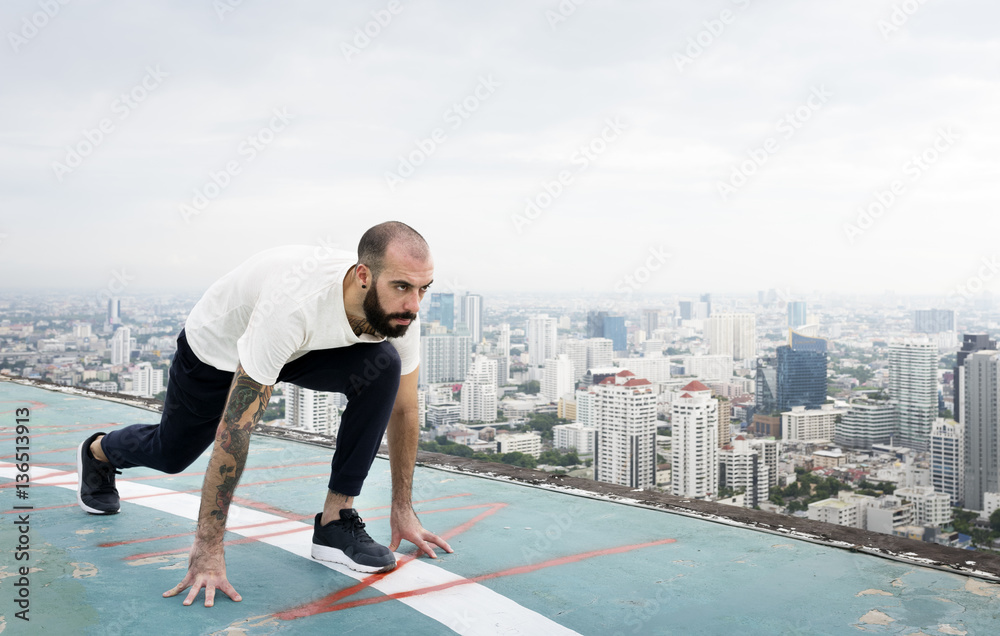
[
  {"x1": 388, "y1": 504, "x2": 453, "y2": 558},
  {"x1": 162, "y1": 538, "x2": 242, "y2": 607}
]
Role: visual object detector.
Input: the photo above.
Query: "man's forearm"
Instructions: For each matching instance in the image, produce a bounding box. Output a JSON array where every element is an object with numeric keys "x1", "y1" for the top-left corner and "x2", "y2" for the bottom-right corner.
[
  {"x1": 196, "y1": 366, "x2": 272, "y2": 543},
  {"x1": 386, "y1": 407, "x2": 418, "y2": 509}
]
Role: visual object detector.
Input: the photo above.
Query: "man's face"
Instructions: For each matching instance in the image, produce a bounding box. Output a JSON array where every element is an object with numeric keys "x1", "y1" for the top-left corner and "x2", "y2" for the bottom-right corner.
[{"x1": 362, "y1": 243, "x2": 434, "y2": 338}]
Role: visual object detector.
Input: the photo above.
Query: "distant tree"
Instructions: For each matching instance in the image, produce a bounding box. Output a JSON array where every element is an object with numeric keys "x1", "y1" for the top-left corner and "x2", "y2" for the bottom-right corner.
[
  {"x1": 990, "y1": 508, "x2": 1000, "y2": 534},
  {"x1": 517, "y1": 380, "x2": 540, "y2": 395}
]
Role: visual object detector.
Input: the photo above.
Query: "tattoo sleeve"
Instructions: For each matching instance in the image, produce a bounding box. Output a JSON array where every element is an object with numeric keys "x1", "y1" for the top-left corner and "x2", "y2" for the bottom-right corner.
[{"x1": 197, "y1": 365, "x2": 273, "y2": 537}]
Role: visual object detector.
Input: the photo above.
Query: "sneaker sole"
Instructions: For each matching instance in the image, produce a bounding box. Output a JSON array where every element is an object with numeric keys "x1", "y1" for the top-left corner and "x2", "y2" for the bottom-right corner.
[
  {"x1": 311, "y1": 543, "x2": 396, "y2": 573},
  {"x1": 76, "y1": 439, "x2": 119, "y2": 516}
]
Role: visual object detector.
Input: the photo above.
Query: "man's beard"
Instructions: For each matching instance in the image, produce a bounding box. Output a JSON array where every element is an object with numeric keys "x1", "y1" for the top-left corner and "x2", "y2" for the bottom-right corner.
[{"x1": 362, "y1": 282, "x2": 417, "y2": 338}]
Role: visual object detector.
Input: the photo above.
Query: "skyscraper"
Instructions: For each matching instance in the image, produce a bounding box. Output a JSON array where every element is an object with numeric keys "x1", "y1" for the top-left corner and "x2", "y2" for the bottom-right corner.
[
  {"x1": 286, "y1": 385, "x2": 339, "y2": 436},
  {"x1": 930, "y1": 419, "x2": 964, "y2": 506},
  {"x1": 787, "y1": 301, "x2": 807, "y2": 328},
  {"x1": 754, "y1": 356, "x2": 778, "y2": 416},
  {"x1": 963, "y1": 350, "x2": 1000, "y2": 511},
  {"x1": 428, "y1": 293, "x2": 455, "y2": 330},
  {"x1": 110, "y1": 326, "x2": 131, "y2": 366},
  {"x1": 594, "y1": 371, "x2": 657, "y2": 489},
  {"x1": 586, "y1": 338, "x2": 614, "y2": 371},
  {"x1": 719, "y1": 437, "x2": 768, "y2": 508},
  {"x1": 954, "y1": 334, "x2": 996, "y2": 423},
  {"x1": 671, "y1": 380, "x2": 719, "y2": 500},
  {"x1": 460, "y1": 356, "x2": 497, "y2": 423},
  {"x1": 913, "y1": 309, "x2": 955, "y2": 334},
  {"x1": 776, "y1": 331, "x2": 828, "y2": 412},
  {"x1": 705, "y1": 313, "x2": 756, "y2": 361},
  {"x1": 586, "y1": 311, "x2": 607, "y2": 338},
  {"x1": 107, "y1": 298, "x2": 121, "y2": 327},
  {"x1": 463, "y1": 293, "x2": 483, "y2": 344},
  {"x1": 419, "y1": 331, "x2": 471, "y2": 384},
  {"x1": 603, "y1": 316, "x2": 626, "y2": 352},
  {"x1": 642, "y1": 309, "x2": 659, "y2": 339},
  {"x1": 497, "y1": 323, "x2": 511, "y2": 384},
  {"x1": 542, "y1": 354, "x2": 575, "y2": 403},
  {"x1": 889, "y1": 340, "x2": 937, "y2": 451},
  {"x1": 527, "y1": 314, "x2": 558, "y2": 368}
]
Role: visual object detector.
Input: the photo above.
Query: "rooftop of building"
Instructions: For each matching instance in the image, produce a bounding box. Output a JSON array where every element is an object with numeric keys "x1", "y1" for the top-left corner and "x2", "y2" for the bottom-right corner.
[{"x1": 3, "y1": 376, "x2": 1000, "y2": 634}]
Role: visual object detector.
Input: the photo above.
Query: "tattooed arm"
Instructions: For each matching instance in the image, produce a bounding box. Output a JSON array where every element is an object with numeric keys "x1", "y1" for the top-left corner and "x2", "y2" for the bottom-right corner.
[{"x1": 163, "y1": 365, "x2": 272, "y2": 607}]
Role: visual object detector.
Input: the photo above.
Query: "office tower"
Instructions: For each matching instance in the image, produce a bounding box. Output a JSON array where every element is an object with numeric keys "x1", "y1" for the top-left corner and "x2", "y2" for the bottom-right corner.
[
  {"x1": 642, "y1": 309, "x2": 659, "y2": 339},
  {"x1": 286, "y1": 385, "x2": 339, "y2": 436},
  {"x1": 671, "y1": 380, "x2": 719, "y2": 499},
  {"x1": 678, "y1": 301, "x2": 693, "y2": 321},
  {"x1": 719, "y1": 437, "x2": 768, "y2": 508},
  {"x1": 705, "y1": 313, "x2": 756, "y2": 361},
  {"x1": 964, "y1": 350, "x2": 1000, "y2": 511},
  {"x1": 107, "y1": 298, "x2": 121, "y2": 326},
  {"x1": 787, "y1": 301, "x2": 807, "y2": 328},
  {"x1": 563, "y1": 339, "x2": 589, "y2": 381},
  {"x1": 428, "y1": 293, "x2": 455, "y2": 330},
  {"x1": 930, "y1": 419, "x2": 964, "y2": 506},
  {"x1": 460, "y1": 356, "x2": 497, "y2": 423},
  {"x1": 426, "y1": 403, "x2": 460, "y2": 429},
  {"x1": 834, "y1": 400, "x2": 897, "y2": 450},
  {"x1": 542, "y1": 354, "x2": 575, "y2": 403},
  {"x1": 463, "y1": 294, "x2": 483, "y2": 344},
  {"x1": 776, "y1": 331, "x2": 828, "y2": 412},
  {"x1": 604, "y1": 316, "x2": 626, "y2": 352},
  {"x1": 586, "y1": 337, "x2": 613, "y2": 370},
  {"x1": 889, "y1": 341, "x2": 937, "y2": 451},
  {"x1": 527, "y1": 314, "x2": 558, "y2": 367},
  {"x1": 754, "y1": 356, "x2": 778, "y2": 416},
  {"x1": 954, "y1": 334, "x2": 996, "y2": 423},
  {"x1": 913, "y1": 309, "x2": 955, "y2": 334},
  {"x1": 110, "y1": 326, "x2": 131, "y2": 365},
  {"x1": 594, "y1": 372, "x2": 657, "y2": 489},
  {"x1": 586, "y1": 311, "x2": 607, "y2": 338},
  {"x1": 684, "y1": 355, "x2": 733, "y2": 383},
  {"x1": 419, "y1": 331, "x2": 471, "y2": 384},
  {"x1": 717, "y1": 397, "x2": 732, "y2": 447}
]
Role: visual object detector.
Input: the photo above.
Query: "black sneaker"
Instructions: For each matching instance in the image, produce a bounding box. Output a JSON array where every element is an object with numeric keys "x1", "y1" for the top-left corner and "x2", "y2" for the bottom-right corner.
[
  {"x1": 311, "y1": 509, "x2": 396, "y2": 573},
  {"x1": 76, "y1": 432, "x2": 121, "y2": 515}
]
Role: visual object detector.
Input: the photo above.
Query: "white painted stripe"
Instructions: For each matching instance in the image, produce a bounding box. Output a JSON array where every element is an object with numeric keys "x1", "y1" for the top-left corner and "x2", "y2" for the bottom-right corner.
[{"x1": 2, "y1": 462, "x2": 579, "y2": 635}]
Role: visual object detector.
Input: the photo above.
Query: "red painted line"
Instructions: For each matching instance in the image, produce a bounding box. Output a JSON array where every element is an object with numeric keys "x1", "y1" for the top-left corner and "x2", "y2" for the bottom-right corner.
[
  {"x1": 0, "y1": 422, "x2": 109, "y2": 442},
  {"x1": 277, "y1": 537, "x2": 677, "y2": 619},
  {"x1": 360, "y1": 493, "x2": 473, "y2": 511},
  {"x1": 0, "y1": 446, "x2": 76, "y2": 460}
]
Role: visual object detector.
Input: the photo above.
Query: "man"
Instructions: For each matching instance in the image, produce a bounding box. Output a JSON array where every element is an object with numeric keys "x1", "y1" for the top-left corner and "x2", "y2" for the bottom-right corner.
[{"x1": 76, "y1": 221, "x2": 452, "y2": 607}]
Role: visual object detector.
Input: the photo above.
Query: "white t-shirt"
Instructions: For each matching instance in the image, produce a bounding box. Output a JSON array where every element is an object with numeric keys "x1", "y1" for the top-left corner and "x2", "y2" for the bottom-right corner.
[{"x1": 184, "y1": 246, "x2": 420, "y2": 386}]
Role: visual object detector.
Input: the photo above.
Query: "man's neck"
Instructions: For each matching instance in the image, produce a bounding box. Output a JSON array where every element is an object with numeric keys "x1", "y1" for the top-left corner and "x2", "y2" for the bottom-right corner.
[
  {"x1": 342, "y1": 265, "x2": 380, "y2": 337},
  {"x1": 347, "y1": 315, "x2": 382, "y2": 338}
]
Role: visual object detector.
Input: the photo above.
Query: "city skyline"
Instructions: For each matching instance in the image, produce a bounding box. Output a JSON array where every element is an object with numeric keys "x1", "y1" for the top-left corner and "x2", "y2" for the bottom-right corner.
[{"x1": 1, "y1": 1, "x2": 998, "y2": 298}]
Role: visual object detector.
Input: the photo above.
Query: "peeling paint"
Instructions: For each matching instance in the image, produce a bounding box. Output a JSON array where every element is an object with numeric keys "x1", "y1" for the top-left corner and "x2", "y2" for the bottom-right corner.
[
  {"x1": 127, "y1": 555, "x2": 188, "y2": 567},
  {"x1": 858, "y1": 609, "x2": 894, "y2": 626},
  {"x1": 75, "y1": 529, "x2": 95, "y2": 535},
  {"x1": 963, "y1": 578, "x2": 1000, "y2": 597},
  {"x1": 208, "y1": 614, "x2": 281, "y2": 636},
  {"x1": 937, "y1": 625, "x2": 968, "y2": 635},
  {"x1": 70, "y1": 562, "x2": 98, "y2": 579},
  {"x1": 855, "y1": 589, "x2": 892, "y2": 597}
]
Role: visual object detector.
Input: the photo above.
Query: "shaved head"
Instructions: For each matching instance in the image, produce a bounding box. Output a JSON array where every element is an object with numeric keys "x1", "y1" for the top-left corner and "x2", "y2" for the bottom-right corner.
[{"x1": 357, "y1": 221, "x2": 430, "y2": 278}]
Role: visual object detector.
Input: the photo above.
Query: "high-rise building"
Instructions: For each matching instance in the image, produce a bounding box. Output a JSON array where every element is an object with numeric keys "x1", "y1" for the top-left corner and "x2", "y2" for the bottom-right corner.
[
  {"x1": 954, "y1": 334, "x2": 996, "y2": 423},
  {"x1": 913, "y1": 309, "x2": 955, "y2": 334},
  {"x1": 553, "y1": 422, "x2": 596, "y2": 454},
  {"x1": 754, "y1": 356, "x2": 778, "y2": 416},
  {"x1": 286, "y1": 385, "x2": 339, "y2": 436},
  {"x1": 963, "y1": 350, "x2": 1000, "y2": 511},
  {"x1": 705, "y1": 314, "x2": 756, "y2": 361},
  {"x1": 614, "y1": 357, "x2": 671, "y2": 383},
  {"x1": 930, "y1": 419, "x2": 964, "y2": 506},
  {"x1": 700, "y1": 293, "x2": 712, "y2": 318},
  {"x1": 576, "y1": 389, "x2": 599, "y2": 428},
  {"x1": 787, "y1": 301, "x2": 807, "y2": 328},
  {"x1": 775, "y1": 332, "x2": 828, "y2": 412},
  {"x1": 749, "y1": 438, "x2": 779, "y2": 490},
  {"x1": 419, "y1": 331, "x2": 471, "y2": 384},
  {"x1": 132, "y1": 362, "x2": 164, "y2": 398},
  {"x1": 586, "y1": 338, "x2": 613, "y2": 371},
  {"x1": 527, "y1": 314, "x2": 558, "y2": 368},
  {"x1": 428, "y1": 293, "x2": 455, "y2": 330},
  {"x1": 781, "y1": 404, "x2": 845, "y2": 443},
  {"x1": 889, "y1": 341, "x2": 937, "y2": 451},
  {"x1": 716, "y1": 397, "x2": 732, "y2": 447},
  {"x1": 463, "y1": 294, "x2": 483, "y2": 344},
  {"x1": 684, "y1": 355, "x2": 733, "y2": 383},
  {"x1": 642, "y1": 309, "x2": 659, "y2": 339},
  {"x1": 542, "y1": 354, "x2": 575, "y2": 403},
  {"x1": 719, "y1": 436, "x2": 769, "y2": 508},
  {"x1": 594, "y1": 371, "x2": 657, "y2": 489},
  {"x1": 834, "y1": 400, "x2": 897, "y2": 450},
  {"x1": 586, "y1": 311, "x2": 607, "y2": 338},
  {"x1": 110, "y1": 326, "x2": 132, "y2": 366},
  {"x1": 496, "y1": 323, "x2": 511, "y2": 385},
  {"x1": 107, "y1": 298, "x2": 121, "y2": 327},
  {"x1": 460, "y1": 356, "x2": 497, "y2": 423},
  {"x1": 563, "y1": 339, "x2": 589, "y2": 381},
  {"x1": 604, "y1": 316, "x2": 626, "y2": 352},
  {"x1": 426, "y1": 403, "x2": 460, "y2": 429},
  {"x1": 671, "y1": 380, "x2": 719, "y2": 499}
]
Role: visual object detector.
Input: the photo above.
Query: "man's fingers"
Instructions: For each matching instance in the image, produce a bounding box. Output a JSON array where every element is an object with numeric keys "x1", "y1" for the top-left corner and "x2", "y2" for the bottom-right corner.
[
  {"x1": 219, "y1": 580, "x2": 242, "y2": 603},
  {"x1": 182, "y1": 583, "x2": 202, "y2": 606},
  {"x1": 163, "y1": 577, "x2": 191, "y2": 598},
  {"x1": 204, "y1": 584, "x2": 216, "y2": 608},
  {"x1": 429, "y1": 533, "x2": 454, "y2": 554}
]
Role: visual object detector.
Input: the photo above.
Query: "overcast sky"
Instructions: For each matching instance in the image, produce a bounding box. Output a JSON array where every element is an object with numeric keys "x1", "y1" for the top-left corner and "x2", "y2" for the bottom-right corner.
[{"x1": 1, "y1": 0, "x2": 997, "y2": 302}]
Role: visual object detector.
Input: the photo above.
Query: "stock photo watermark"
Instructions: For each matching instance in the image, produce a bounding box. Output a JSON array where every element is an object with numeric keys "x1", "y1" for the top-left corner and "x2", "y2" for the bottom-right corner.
[
  {"x1": 7, "y1": 0, "x2": 71, "y2": 54},
  {"x1": 383, "y1": 74, "x2": 501, "y2": 191},
  {"x1": 511, "y1": 116, "x2": 625, "y2": 233},
  {"x1": 614, "y1": 246, "x2": 671, "y2": 297},
  {"x1": 843, "y1": 126, "x2": 958, "y2": 243},
  {"x1": 341, "y1": 0, "x2": 404, "y2": 60},
  {"x1": 716, "y1": 84, "x2": 833, "y2": 201},
  {"x1": 544, "y1": 0, "x2": 586, "y2": 31},
  {"x1": 878, "y1": 0, "x2": 931, "y2": 41},
  {"x1": 51, "y1": 65, "x2": 168, "y2": 182},
  {"x1": 673, "y1": 0, "x2": 752, "y2": 72},
  {"x1": 948, "y1": 255, "x2": 1000, "y2": 307},
  {"x1": 96, "y1": 269, "x2": 135, "y2": 305},
  {"x1": 179, "y1": 107, "x2": 294, "y2": 222}
]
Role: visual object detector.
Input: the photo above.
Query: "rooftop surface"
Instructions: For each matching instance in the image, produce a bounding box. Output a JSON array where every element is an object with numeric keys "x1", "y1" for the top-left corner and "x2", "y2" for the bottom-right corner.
[{"x1": 3, "y1": 379, "x2": 1000, "y2": 635}]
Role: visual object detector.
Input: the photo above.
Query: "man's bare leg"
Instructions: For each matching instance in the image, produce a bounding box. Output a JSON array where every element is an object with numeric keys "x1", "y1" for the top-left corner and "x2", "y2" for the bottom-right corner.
[
  {"x1": 90, "y1": 434, "x2": 110, "y2": 464},
  {"x1": 321, "y1": 489, "x2": 355, "y2": 525}
]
